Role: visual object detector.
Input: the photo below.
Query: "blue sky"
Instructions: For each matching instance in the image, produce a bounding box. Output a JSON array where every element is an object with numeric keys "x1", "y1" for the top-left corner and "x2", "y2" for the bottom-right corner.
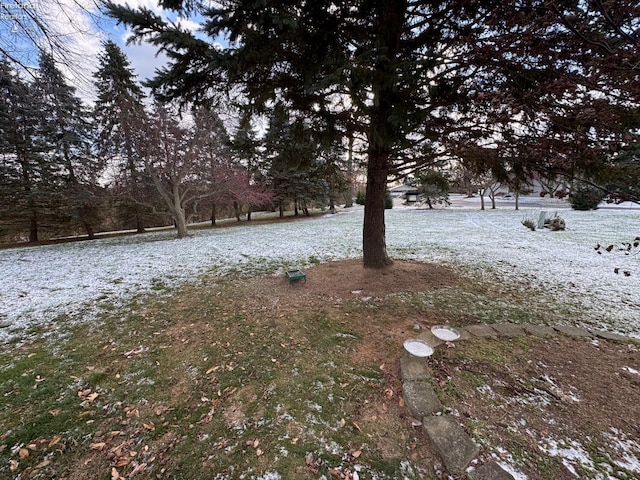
[{"x1": 0, "y1": 0, "x2": 198, "y2": 101}]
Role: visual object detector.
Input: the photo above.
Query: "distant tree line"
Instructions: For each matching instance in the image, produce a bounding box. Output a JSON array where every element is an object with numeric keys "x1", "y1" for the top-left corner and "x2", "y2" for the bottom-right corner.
[{"x1": 0, "y1": 41, "x2": 354, "y2": 244}]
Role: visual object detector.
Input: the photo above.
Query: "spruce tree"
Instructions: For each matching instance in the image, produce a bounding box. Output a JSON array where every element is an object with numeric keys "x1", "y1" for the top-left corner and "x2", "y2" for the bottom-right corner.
[
  {"x1": 35, "y1": 52, "x2": 102, "y2": 238},
  {"x1": 92, "y1": 40, "x2": 149, "y2": 233},
  {"x1": 0, "y1": 59, "x2": 55, "y2": 242}
]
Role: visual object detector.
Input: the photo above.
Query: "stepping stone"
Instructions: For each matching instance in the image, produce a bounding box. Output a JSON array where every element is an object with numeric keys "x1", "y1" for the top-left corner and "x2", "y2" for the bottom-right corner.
[
  {"x1": 589, "y1": 329, "x2": 632, "y2": 342},
  {"x1": 523, "y1": 324, "x2": 556, "y2": 337},
  {"x1": 553, "y1": 325, "x2": 592, "y2": 338},
  {"x1": 402, "y1": 381, "x2": 443, "y2": 418},
  {"x1": 400, "y1": 354, "x2": 431, "y2": 382},
  {"x1": 423, "y1": 415, "x2": 479, "y2": 475},
  {"x1": 464, "y1": 324, "x2": 497, "y2": 337},
  {"x1": 467, "y1": 461, "x2": 515, "y2": 480},
  {"x1": 491, "y1": 323, "x2": 525, "y2": 337}
]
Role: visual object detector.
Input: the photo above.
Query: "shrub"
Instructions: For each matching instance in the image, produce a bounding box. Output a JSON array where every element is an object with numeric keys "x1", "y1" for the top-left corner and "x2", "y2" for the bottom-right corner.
[
  {"x1": 569, "y1": 185, "x2": 605, "y2": 210},
  {"x1": 522, "y1": 219, "x2": 536, "y2": 231},
  {"x1": 355, "y1": 190, "x2": 366, "y2": 205}
]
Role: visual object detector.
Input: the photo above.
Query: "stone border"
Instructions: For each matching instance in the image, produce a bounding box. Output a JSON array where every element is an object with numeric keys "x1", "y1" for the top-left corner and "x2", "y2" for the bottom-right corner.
[{"x1": 400, "y1": 323, "x2": 639, "y2": 479}]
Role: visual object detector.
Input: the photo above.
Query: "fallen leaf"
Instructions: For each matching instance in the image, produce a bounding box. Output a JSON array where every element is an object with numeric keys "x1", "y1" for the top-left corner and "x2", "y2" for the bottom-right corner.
[
  {"x1": 129, "y1": 462, "x2": 147, "y2": 476},
  {"x1": 35, "y1": 460, "x2": 51, "y2": 469},
  {"x1": 90, "y1": 442, "x2": 106, "y2": 450},
  {"x1": 19, "y1": 448, "x2": 29, "y2": 459},
  {"x1": 256, "y1": 448, "x2": 263, "y2": 456},
  {"x1": 111, "y1": 467, "x2": 122, "y2": 480},
  {"x1": 398, "y1": 397, "x2": 405, "y2": 407},
  {"x1": 352, "y1": 450, "x2": 362, "y2": 458},
  {"x1": 78, "y1": 388, "x2": 91, "y2": 398},
  {"x1": 48, "y1": 435, "x2": 62, "y2": 448},
  {"x1": 87, "y1": 392, "x2": 99, "y2": 403},
  {"x1": 9, "y1": 459, "x2": 18, "y2": 471},
  {"x1": 49, "y1": 409, "x2": 61, "y2": 416}
]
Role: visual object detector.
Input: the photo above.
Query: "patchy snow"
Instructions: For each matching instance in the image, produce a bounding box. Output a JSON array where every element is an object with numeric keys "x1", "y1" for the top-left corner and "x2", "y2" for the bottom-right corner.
[
  {"x1": 538, "y1": 437, "x2": 598, "y2": 478},
  {"x1": 1, "y1": 201, "x2": 639, "y2": 343}
]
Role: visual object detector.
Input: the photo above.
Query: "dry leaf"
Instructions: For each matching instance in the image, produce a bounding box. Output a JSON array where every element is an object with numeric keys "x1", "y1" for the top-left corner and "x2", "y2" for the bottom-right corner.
[
  {"x1": 90, "y1": 442, "x2": 106, "y2": 450},
  {"x1": 111, "y1": 467, "x2": 122, "y2": 480},
  {"x1": 48, "y1": 435, "x2": 62, "y2": 448},
  {"x1": 352, "y1": 450, "x2": 362, "y2": 458},
  {"x1": 35, "y1": 460, "x2": 51, "y2": 469},
  {"x1": 129, "y1": 462, "x2": 147, "y2": 476},
  {"x1": 398, "y1": 397, "x2": 405, "y2": 407},
  {"x1": 9, "y1": 459, "x2": 18, "y2": 472},
  {"x1": 49, "y1": 409, "x2": 61, "y2": 416},
  {"x1": 78, "y1": 388, "x2": 91, "y2": 398},
  {"x1": 256, "y1": 448, "x2": 263, "y2": 456},
  {"x1": 87, "y1": 392, "x2": 99, "y2": 403},
  {"x1": 19, "y1": 448, "x2": 29, "y2": 459},
  {"x1": 142, "y1": 423, "x2": 155, "y2": 431}
]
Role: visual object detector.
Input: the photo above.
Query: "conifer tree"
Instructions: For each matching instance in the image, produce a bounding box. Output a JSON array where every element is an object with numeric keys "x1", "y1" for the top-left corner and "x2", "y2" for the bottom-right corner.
[
  {"x1": 92, "y1": 40, "x2": 149, "y2": 233},
  {"x1": 0, "y1": 59, "x2": 55, "y2": 242},
  {"x1": 107, "y1": 0, "x2": 640, "y2": 267},
  {"x1": 35, "y1": 52, "x2": 102, "y2": 238}
]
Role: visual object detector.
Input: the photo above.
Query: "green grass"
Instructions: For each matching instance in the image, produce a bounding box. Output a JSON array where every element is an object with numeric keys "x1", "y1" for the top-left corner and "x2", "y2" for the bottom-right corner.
[{"x1": 0, "y1": 279, "x2": 438, "y2": 479}]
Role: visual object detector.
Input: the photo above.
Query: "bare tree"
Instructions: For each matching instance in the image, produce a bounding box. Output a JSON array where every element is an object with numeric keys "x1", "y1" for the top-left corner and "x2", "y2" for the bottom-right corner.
[{"x1": 1, "y1": 0, "x2": 104, "y2": 87}]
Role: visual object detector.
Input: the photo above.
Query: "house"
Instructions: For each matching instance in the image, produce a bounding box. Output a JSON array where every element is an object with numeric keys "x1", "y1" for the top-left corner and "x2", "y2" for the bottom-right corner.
[{"x1": 389, "y1": 184, "x2": 420, "y2": 203}]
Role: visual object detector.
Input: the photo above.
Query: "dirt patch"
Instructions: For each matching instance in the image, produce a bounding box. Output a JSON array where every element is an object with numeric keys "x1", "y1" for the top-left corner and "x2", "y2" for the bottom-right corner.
[
  {"x1": 238, "y1": 259, "x2": 461, "y2": 303},
  {"x1": 429, "y1": 335, "x2": 640, "y2": 479},
  {"x1": 236, "y1": 259, "x2": 640, "y2": 478}
]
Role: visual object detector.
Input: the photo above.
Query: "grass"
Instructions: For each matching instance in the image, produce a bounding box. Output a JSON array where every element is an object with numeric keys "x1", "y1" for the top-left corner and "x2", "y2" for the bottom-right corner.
[
  {"x1": 2, "y1": 205, "x2": 639, "y2": 478},
  {"x1": 0, "y1": 278, "x2": 441, "y2": 479}
]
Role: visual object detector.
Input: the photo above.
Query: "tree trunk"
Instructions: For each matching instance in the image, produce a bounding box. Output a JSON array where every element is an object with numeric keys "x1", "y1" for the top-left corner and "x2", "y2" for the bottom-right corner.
[
  {"x1": 83, "y1": 221, "x2": 95, "y2": 239},
  {"x1": 515, "y1": 191, "x2": 520, "y2": 210},
  {"x1": 211, "y1": 202, "x2": 216, "y2": 226},
  {"x1": 172, "y1": 184, "x2": 189, "y2": 238},
  {"x1": 363, "y1": 151, "x2": 391, "y2": 268},
  {"x1": 480, "y1": 189, "x2": 485, "y2": 210},
  {"x1": 247, "y1": 207, "x2": 252, "y2": 221},
  {"x1": 29, "y1": 209, "x2": 38, "y2": 243},
  {"x1": 233, "y1": 201, "x2": 241, "y2": 221}
]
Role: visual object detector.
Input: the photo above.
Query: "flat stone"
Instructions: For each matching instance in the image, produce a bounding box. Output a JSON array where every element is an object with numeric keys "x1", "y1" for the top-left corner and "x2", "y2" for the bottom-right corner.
[
  {"x1": 464, "y1": 324, "x2": 497, "y2": 338},
  {"x1": 523, "y1": 324, "x2": 556, "y2": 337},
  {"x1": 423, "y1": 415, "x2": 479, "y2": 475},
  {"x1": 467, "y1": 461, "x2": 515, "y2": 480},
  {"x1": 400, "y1": 354, "x2": 431, "y2": 382},
  {"x1": 553, "y1": 325, "x2": 592, "y2": 338},
  {"x1": 589, "y1": 329, "x2": 632, "y2": 342},
  {"x1": 491, "y1": 323, "x2": 525, "y2": 337},
  {"x1": 402, "y1": 381, "x2": 443, "y2": 418}
]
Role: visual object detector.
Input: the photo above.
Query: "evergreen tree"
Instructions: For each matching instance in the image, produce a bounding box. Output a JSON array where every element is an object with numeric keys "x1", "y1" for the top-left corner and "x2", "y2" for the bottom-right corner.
[
  {"x1": 107, "y1": 1, "x2": 640, "y2": 267},
  {"x1": 35, "y1": 52, "x2": 103, "y2": 238},
  {"x1": 0, "y1": 59, "x2": 56, "y2": 242},
  {"x1": 263, "y1": 106, "x2": 327, "y2": 217},
  {"x1": 92, "y1": 40, "x2": 150, "y2": 233}
]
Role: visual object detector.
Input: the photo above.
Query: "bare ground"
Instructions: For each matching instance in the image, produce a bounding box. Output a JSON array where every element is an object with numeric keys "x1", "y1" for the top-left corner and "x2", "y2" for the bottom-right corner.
[{"x1": 240, "y1": 259, "x2": 640, "y2": 479}]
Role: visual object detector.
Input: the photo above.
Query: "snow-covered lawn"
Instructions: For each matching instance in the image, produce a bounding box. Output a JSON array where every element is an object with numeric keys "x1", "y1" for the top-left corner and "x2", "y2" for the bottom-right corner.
[{"x1": 1, "y1": 198, "x2": 638, "y2": 343}]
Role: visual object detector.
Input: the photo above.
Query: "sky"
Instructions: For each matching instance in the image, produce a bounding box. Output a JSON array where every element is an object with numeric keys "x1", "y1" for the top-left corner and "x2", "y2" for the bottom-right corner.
[{"x1": 0, "y1": 0, "x2": 196, "y2": 101}]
